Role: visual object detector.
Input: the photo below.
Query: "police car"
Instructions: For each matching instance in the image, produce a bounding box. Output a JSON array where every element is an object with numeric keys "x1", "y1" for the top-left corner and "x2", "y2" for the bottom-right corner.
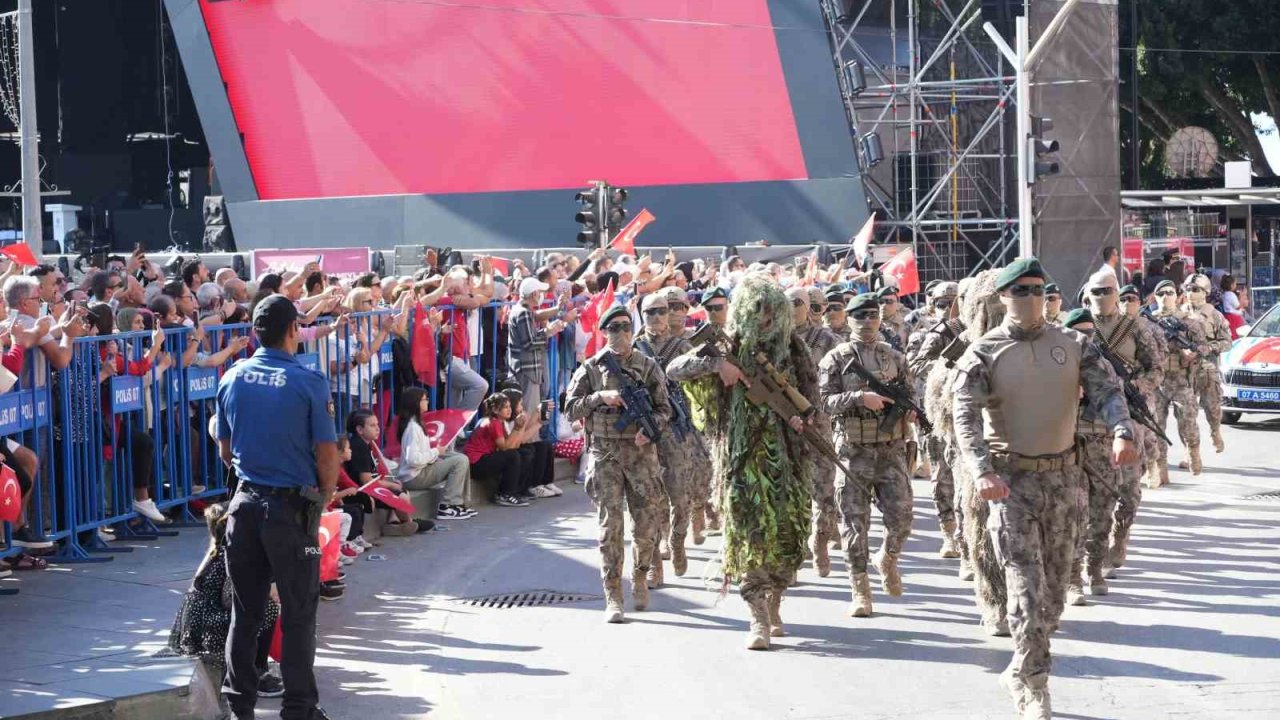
[{"x1": 1220, "y1": 302, "x2": 1280, "y2": 424}]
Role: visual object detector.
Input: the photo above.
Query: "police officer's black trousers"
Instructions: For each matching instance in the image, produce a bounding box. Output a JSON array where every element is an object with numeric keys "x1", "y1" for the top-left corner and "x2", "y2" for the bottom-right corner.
[{"x1": 223, "y1": 486, "x2": 320, "y2": 720}]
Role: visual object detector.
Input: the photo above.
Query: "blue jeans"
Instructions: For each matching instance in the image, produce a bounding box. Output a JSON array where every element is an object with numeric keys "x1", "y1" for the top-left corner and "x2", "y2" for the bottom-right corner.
[{"x1": 447, "y1": 357, "x2": 487, "y2": 412}]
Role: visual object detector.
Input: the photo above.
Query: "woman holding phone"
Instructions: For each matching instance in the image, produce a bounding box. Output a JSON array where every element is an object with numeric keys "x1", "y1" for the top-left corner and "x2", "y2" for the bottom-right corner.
[{"x1": 501, "y1": 387, "x2": 561, "y2": 498}]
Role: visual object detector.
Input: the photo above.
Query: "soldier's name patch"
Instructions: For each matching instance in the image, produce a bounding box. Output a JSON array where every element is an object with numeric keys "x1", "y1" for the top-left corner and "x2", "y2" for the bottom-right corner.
[{"x1": 1050, "y1": 346, "x2": 1067, "y2": 365}]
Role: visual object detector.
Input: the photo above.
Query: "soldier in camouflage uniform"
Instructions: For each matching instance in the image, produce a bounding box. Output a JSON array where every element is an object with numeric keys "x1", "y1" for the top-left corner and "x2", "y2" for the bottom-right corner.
[
  {"x1": 565, "y1": 305, "x2": 672, "y2": 624},
  {"x1": 819, "y1": 293, "x2": 916, "y2": 618},
  {"x1": 902, "y1": 279, "x2": 943, "y2": 339},
  {"x1": 1182, "y1": 274, "x2": 1231, "y2": 455},
  {"x1": 631, "y1": 293, "x2": 681, "y2": 588},
  {"x1": 877, "y1": 286, "x2": 908, "y2": 350},
  {"x1": 1122, "y1": 284, "x2": 1169, "y2": 492},
  {"x1": 659, "y1": 287, "x2": 712, "y2": 546},
  {"x1": 823, "y1": 286, "x2": 853, "y2": 344},
  {"x1": 693, "y1": 287, "x2": 730, "y2": 534},
  {"x1": 1042, "y1": 283, "x2": 1064, "y2": 325},
  {"x1": 906, "y1": 281, "x2": 962, "y2": 559},
  {"x1": 788, "y1": 287, "x2": 840, "y2": 576},
  {"x1": 953, "y1": 258, "x2": 1136, "y2": 720},
  {"x1": 1147, "y1": 280, "x2": 1210, "y2": 485},
  {"x1": 1080, "y1": 270, "x2": 1163, "y2": 592}
]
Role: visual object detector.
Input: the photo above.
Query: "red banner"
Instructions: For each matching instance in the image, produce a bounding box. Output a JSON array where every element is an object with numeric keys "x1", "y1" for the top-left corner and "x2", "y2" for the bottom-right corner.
[
  {"x1": 580, "y1": 280, "x2": 617, "y2": 357},
  {"x1": 609, "y1": 209, "x2": 656, "y2": 256},
  {"x1": 420, "y1": 409, "x2": 475, "y2": 449},
  {"x1": 252, "y1": 247, "x2": 369, "y2": 280},
  {"x1": 318, "y1": 511, "x2": 344, "y2": 583},
  {"x1": 359, "y1": 480, "x2": 417, "y2": 516},
  {"x1": 0, "y1": 464, "x2": 21, "y2": 523},
  {"x1": 880, "y1": 246, "x2": 920, "y2": 296},
  {"x1": 0, "y1": 243, "x2": 37, "y2": 268}
]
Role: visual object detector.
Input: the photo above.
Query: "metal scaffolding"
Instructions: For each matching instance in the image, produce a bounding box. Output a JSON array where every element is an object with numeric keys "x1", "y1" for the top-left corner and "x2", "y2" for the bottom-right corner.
[{"x1": 819, "y1": 0, "x2": 1019, "y2": 281}]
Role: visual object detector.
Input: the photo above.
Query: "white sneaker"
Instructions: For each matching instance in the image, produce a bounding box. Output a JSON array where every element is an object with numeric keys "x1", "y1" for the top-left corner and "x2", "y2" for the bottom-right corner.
[
  {"x1": 529, "y1": 485, "x2": 553, "y2": 498},
  {"x1": 132, "y1": 499, "x2": 168, "y2": 523},
  {"x1": 191, "y1": 485, "x2": 207, "y2": 494},
  {"x1": 97, "y1": 527, "x2": 114, "y2": 544},
  {"x1": 354, "y1": 536, "x2": 374, "y2": 550},
  {"x1": 543, "y1": 483, "x2": 563, "y2": 497}
]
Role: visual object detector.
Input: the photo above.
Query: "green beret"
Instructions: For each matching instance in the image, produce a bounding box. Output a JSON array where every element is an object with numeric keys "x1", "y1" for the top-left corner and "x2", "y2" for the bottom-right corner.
[
  {"x1": 1155, "y1": 279, "x2": 1177, "y2": 293},
  {"x1": 699, "y1": 287, "x2": 728, "y2": 306},
  {"x1": 824, "y1": 285, "x2": 846, "y2": 301},
  {"x1": 994, "y1": 257, "x2": 1047, "y2": 291},
  {"x1": 1063, "y1": 308, "x2": 1093, "y2": 329},
  {"x1": 598, "y1": 305, "x2": 632, "y2": 330},
  {"x1": 1118, "y1": 284, "x2": 1139, "y2": 297},
  {"x1": 1044, "y1": 283, "x2": 1061, "y2": 295},
  {"x1": 877, "y1": 285, "x2": 899, "y2": 298},
  {"x1": 846, "y1": 292, "x2": 880, "y2": 313}
]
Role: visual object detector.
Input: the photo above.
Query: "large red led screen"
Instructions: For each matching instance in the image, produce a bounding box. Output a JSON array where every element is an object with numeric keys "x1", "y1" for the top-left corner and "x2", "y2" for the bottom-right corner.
[{"x1": 200, "y1": 0, "x2": 810, "y2": 200}]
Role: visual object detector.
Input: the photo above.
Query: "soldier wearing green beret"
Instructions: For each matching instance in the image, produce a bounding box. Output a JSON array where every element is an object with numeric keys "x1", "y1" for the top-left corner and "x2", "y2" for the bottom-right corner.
[
  {"x1": 824, "y1": 286, "x2": 852, "y2": 344},
  {"x1": 1043, "y1": 283, "x2": 1064, "y2": 325},
  {"x1": 565, "y1": 303, "x2": 672, "y2": 624},
  {"x1": 1146, "y1": 280, "x2": 1210, "y2": 487},
  {"x1": 817, "y1": 292, "x2": 917, "y2": 618},
  {"x1": 952, "y1": 257, "x2": 1137, "y2": 719},
  {"x1": 876, "y1": 286, "x2": 908, "y2": 350}
]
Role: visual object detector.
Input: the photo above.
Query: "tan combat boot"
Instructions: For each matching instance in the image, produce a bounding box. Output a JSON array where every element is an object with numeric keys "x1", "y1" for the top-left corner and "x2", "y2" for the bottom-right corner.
[
  {"x1": 659, "y1": 539, "x2": 671, "y2": 561},
  {"x1": 873, "y1": 548, "x2": 904, "y2": 596},
  {"x1": 646, "y1": 547, "x2": 664, "y2": 589},
  {"x1": 1067, "y1": 580, "x2": 1087, "y2": 607},
  {"x1": 1021, "y1": 679, "x2": 1052, "y2": 720},
  {"x1": 1088, "y1": 563, "x2": 1109, "y2": 596},
  {"x1": 828, "y1": 518, "x2": 842, "y2": 550},
  {"x1": 745, "y1": 597, "x2": 771, "y2": 650},
  {"x1": 691, "y1": 509, "x2": 706, "y2": 546},
  {"x1": 1109, "y1": 525, "x2": 1130, "y2": 569},
  {"x1": 604, "y1": 579, "x2": 625, "y2": 624},
  {"x1": 1143, "y1": 463, "x2": 1163, "y2": 489},
  {"x1": 1189, "y1": 445, "x2": 1203, "y2": 475},
  {"x1": 813, "y1": 534, "x2": 831, "y2": 578},
  {"x1": 959, "y1": 557, "x2": 976, "y2": 582},
  {"x1": 848, "y1": 573, "x2": 873, "y2": 617},
  {"x1": 939, "y1": 519, "x2": 960, "y2": 559},
  {"x1": 1212, "y1": 428, "x2": 1224, "y2": 454},
  {"x1": 982, "y1": 615, "x2": 1010, "y2": 637},
  {"x1": 632, "y1": 567, "x2": 650, "y2": 611},
  {"x1": 998, "y1": 669, "x2": 1027, "y2": 715},
  {"x1": 671, "y1": 540, "x2": 688, "y2": 577},
  {"x1": 767, "y1": 590, "x2": 785, "y2": 637}
]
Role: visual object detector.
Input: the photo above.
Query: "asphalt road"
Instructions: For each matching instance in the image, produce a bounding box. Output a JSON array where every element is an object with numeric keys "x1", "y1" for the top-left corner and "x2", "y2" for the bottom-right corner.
[{"x1": 256, "y1": 414, "x2": 1280, "y2": 719}]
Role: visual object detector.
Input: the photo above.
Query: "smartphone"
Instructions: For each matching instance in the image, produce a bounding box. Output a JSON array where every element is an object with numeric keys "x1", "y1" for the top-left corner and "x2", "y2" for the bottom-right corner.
[
  {"x1": 540, "y1": 400, "x2": 554, "y2": 422},
  {"x1": 315, "y1": 254, "x2": 324, "y2": 265},
  {"x1": 38, "y1": 302, "x2": 48, "y2": 318}
]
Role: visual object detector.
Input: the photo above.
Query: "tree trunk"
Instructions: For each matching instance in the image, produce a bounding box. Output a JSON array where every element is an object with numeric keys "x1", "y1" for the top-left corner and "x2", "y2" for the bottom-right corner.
[
  {"x1": 1254, "y1": 57, "x2": 1280, "y2": 138},
  {"x1": 1199, "y1": 80, "x2": 1275, "y2": 176}
]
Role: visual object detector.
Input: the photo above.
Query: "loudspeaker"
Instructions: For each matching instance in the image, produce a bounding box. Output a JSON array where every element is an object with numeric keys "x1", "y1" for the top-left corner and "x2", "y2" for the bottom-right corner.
[{"x1": 202, "y1": 195, "x2": 235, "y2": 251}]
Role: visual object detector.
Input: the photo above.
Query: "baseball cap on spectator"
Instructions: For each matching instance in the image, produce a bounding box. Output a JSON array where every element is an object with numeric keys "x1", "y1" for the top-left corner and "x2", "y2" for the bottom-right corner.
[{"x1": 518, "y1": 277, "x2": 549, "y2": 298}]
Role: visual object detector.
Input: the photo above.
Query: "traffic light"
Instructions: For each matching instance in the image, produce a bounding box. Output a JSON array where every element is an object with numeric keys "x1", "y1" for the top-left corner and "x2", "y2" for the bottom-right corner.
[
  {"x1": 575, "y1": 185, "x2": 604, "y2": 246},
  {"x1": 1028, "y1": 115, "x2": 1060, "y2": 182},
  {"x1": 606, "y1": 186, "x2": 628, "y2": 233}
]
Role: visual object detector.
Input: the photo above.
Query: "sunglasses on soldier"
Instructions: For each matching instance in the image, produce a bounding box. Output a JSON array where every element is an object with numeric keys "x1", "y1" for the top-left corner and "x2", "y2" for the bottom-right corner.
[
  {"x1": 850, "y1": 309, "x2": 879, "y2": 320},
  {"x1": 643, "y1": 307, "x2": 668, "y2": 317},
  {"x1": 790, "y1": 298, "x2": 806, "y2": 308},
  {"x1": 668, "y1": 303, "x2": 688, "y2": 312},
  {"x1": 809, "y1": 303, "x2": 824, "y2": 313},
  {"x1": 1156, "y1": 289, "x2": 1176, "y2": 297},
  {"x1": 825, "y1": 303, "x2": 844, "y2": 313},
  {"x1": 1089, "y1": 286, "x2": 1115, "y2": 297},
  {"x1": 1119, "y1": 294, "x2": 1139, "y2": 303},
  {"x1": 705, "y1": 303, "x2": 727, "y2": 313},
  {"x1": 604, "y1": 322, "x2": 633, "y2": 334},
  {"x1": 1008, "y1": 284, "x2": 1046, "y2": 297},
  {"x1": 931, "y1": 299, "x2": 953, "y2": 310}
]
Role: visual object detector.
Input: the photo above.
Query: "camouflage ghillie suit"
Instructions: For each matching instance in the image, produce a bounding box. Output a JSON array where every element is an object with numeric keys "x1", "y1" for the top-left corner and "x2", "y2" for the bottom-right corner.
[
  {"x1": 926, "y1": 269, "x2": 1008, "y2": 633},
  {"x1": 668, "y1": 273, "x2": 815, "y2": 650},
  {"x1": 565, "y1": 345, "x2": 671, "y2": 621},
  {"x1": 954, "y1": 318, "x2": 1133, "y2": 715}
]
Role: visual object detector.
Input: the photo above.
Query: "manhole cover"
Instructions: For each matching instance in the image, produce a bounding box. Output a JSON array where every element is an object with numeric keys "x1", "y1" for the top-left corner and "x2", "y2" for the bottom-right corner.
[
  {"x1": 458, "y1": 590, "x2": 600, "y2": 609},
  {"x1": 1243, "y1": 491, "x2": 1280, "y2": 502}
]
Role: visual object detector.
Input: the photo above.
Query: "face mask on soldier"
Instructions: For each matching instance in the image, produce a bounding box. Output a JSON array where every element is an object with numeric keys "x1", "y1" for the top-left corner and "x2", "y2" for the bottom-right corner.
[
  {"x1": 1045, "y1": 295, "x2": 1062, "y2": 317},
  {"x1": 604, "y1": 322, "x2": 634, "y2": 354},
  {"x1": 642, "y1": 305, "x2": 667, "y2": 335},
  {"x1": 1089, "y1": 284, "x2": 1119, "y2": 316},
  {"x1": 850, "y1": 310, "x2": 881, "y2": 342},
  {"x1": 1001, "y1": 283, "x2": 1046, "y2": 328},
  {"x1": 1186, "y1": 286, "x2": 1207, "y2": 308},
  {"x1": 1120, "y1": 295, "x2": 1140, "y2": 318},
  {"x1": 1157, "y1": 289, "x2": 1179, "y2": 313}
]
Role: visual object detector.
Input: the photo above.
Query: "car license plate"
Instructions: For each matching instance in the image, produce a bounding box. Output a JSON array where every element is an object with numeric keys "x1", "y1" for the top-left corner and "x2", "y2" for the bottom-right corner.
[{"x1": 1238, "y1": 389, "x2": 1280, "y2": 402}]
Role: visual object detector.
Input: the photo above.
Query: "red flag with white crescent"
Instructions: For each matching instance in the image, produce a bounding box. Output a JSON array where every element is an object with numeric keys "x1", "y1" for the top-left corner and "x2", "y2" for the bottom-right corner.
[
  {"x1": 609, "y1": 209, "x2": 656, "y2": 256},
  {"x1": 580, "y1": 280, "x2": 616, "y2": 357},
  {"x1": 419, "y1": 409, "x2": 475, "y2": 449},
  {"x1": 359, "y1": 480, "x2": 417, "y2": 516},
  {"x1": 0, "y1": 464, "x2": 19, "y2": 523},
  {"x1": 317, "y1": 511, "x2": 344, "y2": 582},
  {"x1": 880, "y1": 246, "x2": 921, "y2": 296}
]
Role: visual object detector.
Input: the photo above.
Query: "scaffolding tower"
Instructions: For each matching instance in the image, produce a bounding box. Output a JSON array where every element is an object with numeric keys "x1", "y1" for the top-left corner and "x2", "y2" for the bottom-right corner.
[{"x1": 820, "y1": 0, "x2": 1019, "y2": 281}]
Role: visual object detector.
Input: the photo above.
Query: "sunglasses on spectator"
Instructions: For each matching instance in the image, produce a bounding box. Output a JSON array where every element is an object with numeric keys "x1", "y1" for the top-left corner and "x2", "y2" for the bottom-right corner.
[
  {"x1": 643, "y1": 307, "x2": 668, "y2": 317},
  {"x1": 604, "y1": 323, "x2": 633, "y2": 334},
  {"x1": 1088, "y1": 287, "x2": 1115, "y2": 297},
  {"x1": 851, "y1": 309, "x2": 880, "y2": 320},
  {"x1": 825, "y1": 303, "x2": 844, "y2": 313},
  {"x1": 705, "y1": 303, "x2": 727, "y2": 312},
  {"x1": 1156, "y1": 289, "x2": 1177, "y2": 297},
  {"x1": 668, "y1": 303, "x2": 688, "y2": 312},
  {"x1": 1009, "y1": 284, "x2": 1046, "y2": 297}
]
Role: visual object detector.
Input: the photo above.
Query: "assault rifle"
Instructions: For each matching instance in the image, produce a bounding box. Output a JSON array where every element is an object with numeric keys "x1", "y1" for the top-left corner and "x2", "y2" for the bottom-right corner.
[
  {"x1": 839, "y1": 353, "x2": 934, "y2": 435},
  {"x1": 600, "y1": 351, "x2": 663, "y2": 443},
  {"x1": 1090, "y1": 335, "x2": 1173, "y2": 447},
  {"x1": 637, "y1": 339, "x2": 694, "y2": 442},
  {"x1": 687, "y1": 323, "x2": 854, "y2": 477}
]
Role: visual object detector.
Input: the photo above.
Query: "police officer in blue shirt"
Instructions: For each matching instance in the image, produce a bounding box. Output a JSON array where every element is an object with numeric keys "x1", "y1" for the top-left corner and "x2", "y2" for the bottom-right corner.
[{"x1": 218, "y1": 295, "x2": 338, "y2": 720}]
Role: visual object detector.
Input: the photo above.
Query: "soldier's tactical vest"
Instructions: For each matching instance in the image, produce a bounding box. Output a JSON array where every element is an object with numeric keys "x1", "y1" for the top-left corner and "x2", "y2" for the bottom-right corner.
[
  {"x1": 836, "y1": 342, "x2": 905, "y2": 444},
  {"x1": 1094, "y1": 313, "x2": 1138, "y2": 369},
  {"x1": 984, "y1": 326, "x2": 1082, "y2": 457},
  {"x1": 581, "y1": 355, "x2": 648, "y2": 440}
]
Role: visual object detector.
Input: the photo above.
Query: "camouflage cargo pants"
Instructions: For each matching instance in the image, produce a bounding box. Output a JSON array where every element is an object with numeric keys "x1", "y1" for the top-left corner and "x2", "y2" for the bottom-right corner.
[
  {"x1": 1194, "y1": 364, "x2": 1223, "y2": 433},
  {"x1": 584, "y1": 441, "x2": 663, "y2": 584},
  {"x1": 835, "y1": 440, "x2": 914, "y2": 574},
  {"x1": 811, "y1": 453, "x2": 837, "y2": 548},
  {"x1": 655, "y1": 435, "x2": 691, "y2": 550},
  {"x1": 739, "y1": 566, "x2": 792, "y2": 603},
  {"x1": 927, "y1": 434, "x2": 954, "y2": 525},
  {"x1": 1074, "y1": 435, "x2": 1120, "y2": 577},
  {"x1": 1153, "y1": 374, "x2": 1199, "y2": 473},
  {"x1": 684, "y1": 433, "x2": 712, "y2": 529},
  {"x1": 988, "y1": 457, "x2": 1084, "y2": 686},
  {"x1": 1113, "y1": 426, "x2": 1146, "y2": 541}
]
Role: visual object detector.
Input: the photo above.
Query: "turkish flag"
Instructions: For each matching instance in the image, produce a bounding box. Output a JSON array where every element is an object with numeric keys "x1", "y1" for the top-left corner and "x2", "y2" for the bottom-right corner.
[
  {"x1": 318, "y1": 511, "x2": 344, "y2": 583},
  {"x1": 0, "y1": 243, "x2": 37, "y2": 268},
  {"x1": 579, "y1": 280, "x2": 616, "y2": 357},
  {"x1": 268, "y1": 618, "x2": 283, "y2": 662},
  {"x1": 489, "y1": 257, "x2": 511, "y2": 276},
  {"x1": 609, "y1": 209, "x2": 656, "y2": 256},
  {"x1": 0, "y1": 464, "x2": 20, "y2": 523},
  {"x1": 850, "y1": 215, "x2": 875, "y2": 269},
  {"x1": 359, "y1": 480, "x2": 417, "y2": 516},
  {"x1": 880, "y1": 247, "x2": 920, "y2": 296},
  {"x1": 420, "y1": 409, "x2": 475, "y2": 449}
]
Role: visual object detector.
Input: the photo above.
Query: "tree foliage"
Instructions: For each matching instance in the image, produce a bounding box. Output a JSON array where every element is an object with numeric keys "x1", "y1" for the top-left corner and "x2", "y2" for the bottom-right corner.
[{"x1": 1121, "y1": 0, "x2": 1280, "y2": 187}]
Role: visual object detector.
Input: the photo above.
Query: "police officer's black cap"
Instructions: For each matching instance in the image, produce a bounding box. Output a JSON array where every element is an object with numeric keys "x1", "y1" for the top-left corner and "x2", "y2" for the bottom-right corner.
[
  {"x1": 1063, "y1": 308, "x2": 1093, "y2": 329},
  {"x1": 598, "y1": 304, "x2": 632, "y2": 330},
  {"x1": 1044, "y1": 283, "x2": 1061, "y2": 295},
  {"x1": 253, "y1": 294, "x2": 299, "y2": 334},
  {"x1": 994, "y1": 258, "x2": 1047, "y2": 292},
  {"x1": 1118, "y1": 284, "x2": 1140, "y2": 297},
  {"x1": 700, "y1": 287, "x2": 728, "y2": 306},
  {"x1": 846, "y1": 293, "x2": 879, "y2": 313}
]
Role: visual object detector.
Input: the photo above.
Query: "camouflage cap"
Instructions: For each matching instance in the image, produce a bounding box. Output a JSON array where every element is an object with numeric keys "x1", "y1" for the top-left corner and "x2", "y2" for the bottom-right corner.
[
  {"x1": 1063, "y1": 308, "x2": 1093, "y2": 329},
  {"x1": 846, "y1": 292, "x2": 880, "y2": 313},
  {"x1": 639, "y1": 293, "x2": 668, "y2": 311},
  {"x1": 657, "y1": 286, "x2": 690, "y2": 305},
  {"x1": 994, "y1": 257, "x2": 1047, "y2": 291}
]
